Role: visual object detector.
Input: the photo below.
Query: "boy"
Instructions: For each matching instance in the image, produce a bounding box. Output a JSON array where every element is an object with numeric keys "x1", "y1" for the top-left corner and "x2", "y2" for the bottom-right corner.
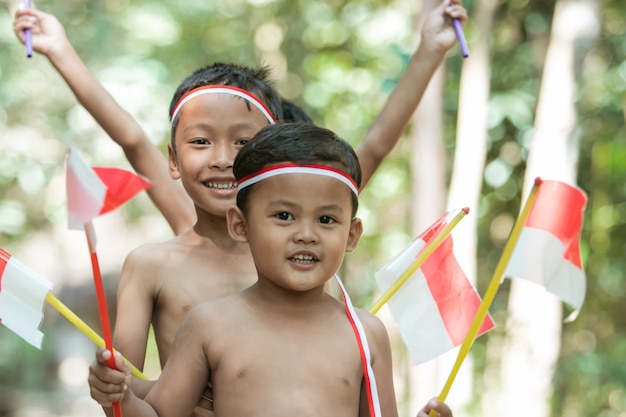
[
  {"x1": 88, "y1": 122, "x2": 453, "y2": 417},
  {"x1": 13, "y1": 1, "x2": 468, "y2": 235},
  {"x1": 105, "y1": 64, "x2": 282, "y2": 408}
]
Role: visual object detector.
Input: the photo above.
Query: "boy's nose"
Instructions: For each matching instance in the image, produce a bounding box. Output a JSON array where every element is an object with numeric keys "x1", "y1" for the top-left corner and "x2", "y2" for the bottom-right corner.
[
  {"x1": 211, "y1": 143, "x2": 235, "y2": 169},
  {"x1": 294, "y1": 221, "x2": 319, "y2": 244}
]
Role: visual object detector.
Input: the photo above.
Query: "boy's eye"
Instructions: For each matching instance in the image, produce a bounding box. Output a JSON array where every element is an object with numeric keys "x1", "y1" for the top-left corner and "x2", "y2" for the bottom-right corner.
[
  {"x1": 235, "y1": 138, "x2": 251, "y2": 146},
  {"x1": 275, "y1": 212, "x2": 294, "y2": 221},
  {"x1": 191, "y1": 138, "x2": 209, "y2": 145},
  {"x1": 319, "y1": 215, "x2": 335, "y2": 224}
]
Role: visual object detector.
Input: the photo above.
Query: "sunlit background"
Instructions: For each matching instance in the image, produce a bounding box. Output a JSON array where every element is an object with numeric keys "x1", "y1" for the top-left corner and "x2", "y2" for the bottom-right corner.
[{"x1": 1, "y1": 0, "x2": 625, "y2": 416}]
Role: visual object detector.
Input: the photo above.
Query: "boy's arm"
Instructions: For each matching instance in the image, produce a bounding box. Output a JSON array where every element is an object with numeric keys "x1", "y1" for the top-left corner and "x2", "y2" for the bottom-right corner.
[
  {"x1": 142, "y1": 307, "x2": 210, "y2": 417},
  {"x1": 13, "y1": 8, "x2": 195, "y2": 235},
  {"x1": 113, "y1": 247, "x2": 158, "y2": 380},
  {"x1": 355, "y1": 0, "x2": 468, "y2": 189}
]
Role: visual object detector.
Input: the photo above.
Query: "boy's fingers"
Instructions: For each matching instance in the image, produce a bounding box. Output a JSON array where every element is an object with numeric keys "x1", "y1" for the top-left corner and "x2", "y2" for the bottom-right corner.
[
  {"x1": 113, "y1": 352, "x2": 131, "y2": 375},
  {"x1": 88, "y1": 352, "x2": 129, "y2": 406}
]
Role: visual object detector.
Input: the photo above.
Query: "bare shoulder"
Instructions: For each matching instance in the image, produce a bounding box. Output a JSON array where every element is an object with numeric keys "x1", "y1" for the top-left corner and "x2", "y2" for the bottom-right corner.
[
  {"x1": 354, "y1": 308, "x2": 391, "y2": 352},
  {"x1": 121, "y1": 232, "x2": 195, "y2": 271},
  {"x1": 181, "y1": 293, "x2": 244, "y2": 336}
]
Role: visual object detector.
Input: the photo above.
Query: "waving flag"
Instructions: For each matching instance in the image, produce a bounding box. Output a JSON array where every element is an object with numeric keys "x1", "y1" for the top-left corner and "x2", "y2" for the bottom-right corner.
[
  {"x1": 66, "y1": 147, "x2": 150, "y2": 417},
  {"x1": 375, "y1": 209, "x2": 494, "y2": 365},
  {"x1": 0, "y1": 248, "x2": 52, "y2": 348},
  {"x1": 66, "y1": 147, "x2": 151, "y2": 231},
  {"x1": 505, "y1": 179, "x2": 587, "y2": 317}
]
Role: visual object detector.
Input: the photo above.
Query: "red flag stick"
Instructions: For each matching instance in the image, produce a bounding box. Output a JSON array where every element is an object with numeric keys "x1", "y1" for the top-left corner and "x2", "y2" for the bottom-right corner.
[{"x1": 85, "y1": 222, "x2": 122, "y2": 417}]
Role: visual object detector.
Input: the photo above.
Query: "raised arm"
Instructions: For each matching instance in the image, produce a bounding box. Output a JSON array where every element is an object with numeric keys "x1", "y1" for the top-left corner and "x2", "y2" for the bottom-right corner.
[
  {"x1": 13, "y1": 8, "x2": 195, "y2": 235},
  {"x1": 355, "y1": 0, "x2": 468, "y2": 189}
]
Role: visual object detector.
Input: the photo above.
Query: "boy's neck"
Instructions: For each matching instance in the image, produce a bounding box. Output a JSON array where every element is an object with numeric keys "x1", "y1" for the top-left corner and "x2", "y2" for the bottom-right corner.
[
  {"x1": 191, "y1": 211, "x2": 241, "y2": 250},
  {"x1": 244, "y1": 281, "x2": 333, "y2": 315}
]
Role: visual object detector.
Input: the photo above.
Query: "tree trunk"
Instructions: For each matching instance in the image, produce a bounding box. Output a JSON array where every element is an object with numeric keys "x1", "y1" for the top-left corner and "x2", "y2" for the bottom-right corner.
[{"x1": 492, "y1": 1, "x2": 598, "y2": 416}]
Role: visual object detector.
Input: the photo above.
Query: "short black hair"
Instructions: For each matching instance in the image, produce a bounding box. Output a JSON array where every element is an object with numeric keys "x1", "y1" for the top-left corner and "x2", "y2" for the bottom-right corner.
[
  {"x1": 169, "y1": 62, "x2": 283, "y2": 148},
  {"x1": 280, "y1": 99, "x2": 314, "y2": 124},
  {"x1": 234, "y1": 122, "x2": 361, "y2": 216}
]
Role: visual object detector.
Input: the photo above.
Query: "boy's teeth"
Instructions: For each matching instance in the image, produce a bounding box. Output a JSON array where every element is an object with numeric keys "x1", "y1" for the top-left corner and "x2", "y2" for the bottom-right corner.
[
  {"x1": 292, "y1": 254, "x2": 315, "y2": 262},
  {"x1": 205, "y1": 182, "x2": 236, "y2": 189}
]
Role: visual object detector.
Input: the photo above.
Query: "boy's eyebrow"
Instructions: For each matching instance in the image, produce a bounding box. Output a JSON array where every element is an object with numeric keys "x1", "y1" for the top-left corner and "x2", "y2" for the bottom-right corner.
[
  {"x1": 179, "y1": 120, "x2": 266, "y2": 134},
  {"x1": 268, "y1": 199, "x2": 346, "y2": 213}
]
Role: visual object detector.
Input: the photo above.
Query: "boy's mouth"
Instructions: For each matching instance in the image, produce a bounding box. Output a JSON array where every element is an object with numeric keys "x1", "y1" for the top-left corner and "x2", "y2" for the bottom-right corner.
[
  {"x1": 289, "y1": 254, "x2": 318, "y2": 264},
  {"x1": 203, "y1": 181, "x2": 237, "y2": 190}
]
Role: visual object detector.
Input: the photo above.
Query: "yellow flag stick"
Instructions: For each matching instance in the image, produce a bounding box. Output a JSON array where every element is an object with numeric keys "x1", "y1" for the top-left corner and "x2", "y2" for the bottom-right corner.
[
  {"x1": 369, "y1": 208, "x2": 469, "y2": 314},
  {"x1": 428, "y1": 178, "x2": 542, "y2": 417},
  {"x1": 45, "y1": 292, "x2": 148, "y2": 380}
]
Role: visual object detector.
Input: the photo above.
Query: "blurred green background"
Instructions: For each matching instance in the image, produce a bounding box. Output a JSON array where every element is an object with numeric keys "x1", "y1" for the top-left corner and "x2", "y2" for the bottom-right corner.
[{"x1": 0, "y1": 0, "x2": 625, "y2": 416}]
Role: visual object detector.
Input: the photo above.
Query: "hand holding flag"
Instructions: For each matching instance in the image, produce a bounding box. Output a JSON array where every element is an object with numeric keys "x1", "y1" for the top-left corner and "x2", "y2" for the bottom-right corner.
[
  {"x1": 430, "y1": 178, "x2": 588, "y2": 416},
  {"x1": 66, "y1": 148, "x2": 150, "y2": 417}
]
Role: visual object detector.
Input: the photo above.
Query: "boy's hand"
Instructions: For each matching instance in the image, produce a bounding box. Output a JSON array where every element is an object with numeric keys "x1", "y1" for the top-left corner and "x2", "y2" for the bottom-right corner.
[
  {"x1": 416, "y1": 398, "x2": 453, "y2": 417},
  {"x1": 13, "y1": 8, "x2": 69, "y2": 57},
  {"x1": 88, "y1": 349, "x2": 132, "y2": 407},
  {"x1": 421, "y1": 0, "x2": 468, "y2": 55}
]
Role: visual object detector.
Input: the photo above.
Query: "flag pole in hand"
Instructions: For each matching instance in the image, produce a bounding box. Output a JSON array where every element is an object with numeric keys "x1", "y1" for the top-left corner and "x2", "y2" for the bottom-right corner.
[
  {"x1": 428, "y1": 178, "x2": 542, "y2": 417},
  {"x1": 66, "y1": 147, "x2": 150, "y2": 417}
]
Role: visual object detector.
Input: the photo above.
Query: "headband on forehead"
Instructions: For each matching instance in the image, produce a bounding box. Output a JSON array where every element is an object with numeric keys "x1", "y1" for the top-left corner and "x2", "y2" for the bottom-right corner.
[
  {"x1": 237, "y1": 163, "x2": 359, "y2": 196},
  {"x1": 170, "y1": 85, "x2": 276, "y2": 124}
]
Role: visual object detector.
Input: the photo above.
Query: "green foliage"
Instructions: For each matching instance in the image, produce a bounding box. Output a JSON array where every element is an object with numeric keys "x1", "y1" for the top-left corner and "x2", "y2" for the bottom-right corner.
[{"x1": 1, "y1": 0, "x2": 625, "y2": 415}]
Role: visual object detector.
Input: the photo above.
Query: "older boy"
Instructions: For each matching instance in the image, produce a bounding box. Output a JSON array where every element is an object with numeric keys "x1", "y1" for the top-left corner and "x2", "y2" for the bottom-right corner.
[{"x1": 88, "y1": 122, "x2": 452, "y2": 417}]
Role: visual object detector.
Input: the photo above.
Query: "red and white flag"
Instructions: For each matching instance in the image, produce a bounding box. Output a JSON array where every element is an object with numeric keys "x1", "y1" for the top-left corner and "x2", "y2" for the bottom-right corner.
[
  {"x1": 375, "y1": 210, "x2": 495, "y2": 365},
  {"x1": 0, "y1": 248, "x2": 53, "y2": 348},
  {"x1": 505, "y1": 179, "x2": 587, "y2": 318},
  {"x1": 66, "y1": 147, "x2": 151, "y2": 230}
]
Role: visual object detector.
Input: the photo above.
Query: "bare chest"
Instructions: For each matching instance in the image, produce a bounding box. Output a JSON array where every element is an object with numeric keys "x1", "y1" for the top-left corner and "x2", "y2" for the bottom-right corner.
[{"x1": 209, "y1": 312, "x2": 365, "y2": 416}]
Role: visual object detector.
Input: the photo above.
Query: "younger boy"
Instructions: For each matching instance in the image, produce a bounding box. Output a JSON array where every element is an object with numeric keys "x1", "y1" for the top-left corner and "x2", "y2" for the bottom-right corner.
[
  {"x1": 13, "y1": 1, "x2": 468, "y2": 235},
  {"x1": 88, "y1": 122, "x2": 452, "y2": 417}
]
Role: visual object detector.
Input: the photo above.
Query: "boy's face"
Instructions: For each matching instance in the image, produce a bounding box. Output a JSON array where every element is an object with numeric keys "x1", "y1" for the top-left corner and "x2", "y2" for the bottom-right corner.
[
  {"x1": 168, "y1": 93, "x2": 271, "y2": 218},
  {"x1": 228, "y1": 172, "x2": 362, "y2": 292}
]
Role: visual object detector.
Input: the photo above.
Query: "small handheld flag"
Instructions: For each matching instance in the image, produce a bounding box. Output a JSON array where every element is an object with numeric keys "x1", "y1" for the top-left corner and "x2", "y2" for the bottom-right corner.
[
  {"x1": 374, "y1": 209, "x2": 494, "y2": 365},
  {"x1": 0, "y1": 248, "x2": 52, "y2": 348},
  {"x1": 66, "y1": 148, "x2": 151, "y2": 231},
  {"x1": 0, "y1": 248, "x2": 147, "y2": 379},
  {"x1": 66, "y1": 148, "x2": 150, "y2": 417},
  {"x1": 504, "y1": 179, "x2": 587, "y2": 320}
]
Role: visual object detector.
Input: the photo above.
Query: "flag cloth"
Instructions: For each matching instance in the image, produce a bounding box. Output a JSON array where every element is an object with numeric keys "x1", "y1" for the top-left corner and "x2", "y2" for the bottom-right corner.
[
  {"x1": 504, "y1": 179, "x2": 587, "y2": 316},
  {"x1": 375, "y1": 211, "x2": 495, "y2": 365},
  {"x1": 0, "y1": 248, "x2": 53, "y2": 348},
  {"x1": 66, "y1": 147, "x2": 151, "y2": 230}
]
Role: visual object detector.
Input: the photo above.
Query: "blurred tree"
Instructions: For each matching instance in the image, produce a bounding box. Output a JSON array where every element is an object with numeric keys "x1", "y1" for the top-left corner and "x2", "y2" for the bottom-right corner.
[{"x1": 0, "y1": 0, "x2": 625, "y2": 416}]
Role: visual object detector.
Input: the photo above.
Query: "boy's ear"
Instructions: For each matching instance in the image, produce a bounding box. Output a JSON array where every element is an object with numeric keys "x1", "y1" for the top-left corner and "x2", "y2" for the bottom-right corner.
[
  {"x1": 168, "y1": 143, "x2": 181, "y2": 180},
  {"x1": 227, "y1": 206, "x2": 249, "y2": 243},
  {"x1": 345, "y1": 218, "x2": 363, "y2": 253}
]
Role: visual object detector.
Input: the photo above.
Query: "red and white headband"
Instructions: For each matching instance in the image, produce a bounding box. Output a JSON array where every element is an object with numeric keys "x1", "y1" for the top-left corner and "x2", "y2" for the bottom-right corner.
[
  {"x1": 170, "y1": 85, "x2": 276, "y2": 124},
  {"x1": 237, "y1": 163, "x2": 359, "y2": 196}
]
